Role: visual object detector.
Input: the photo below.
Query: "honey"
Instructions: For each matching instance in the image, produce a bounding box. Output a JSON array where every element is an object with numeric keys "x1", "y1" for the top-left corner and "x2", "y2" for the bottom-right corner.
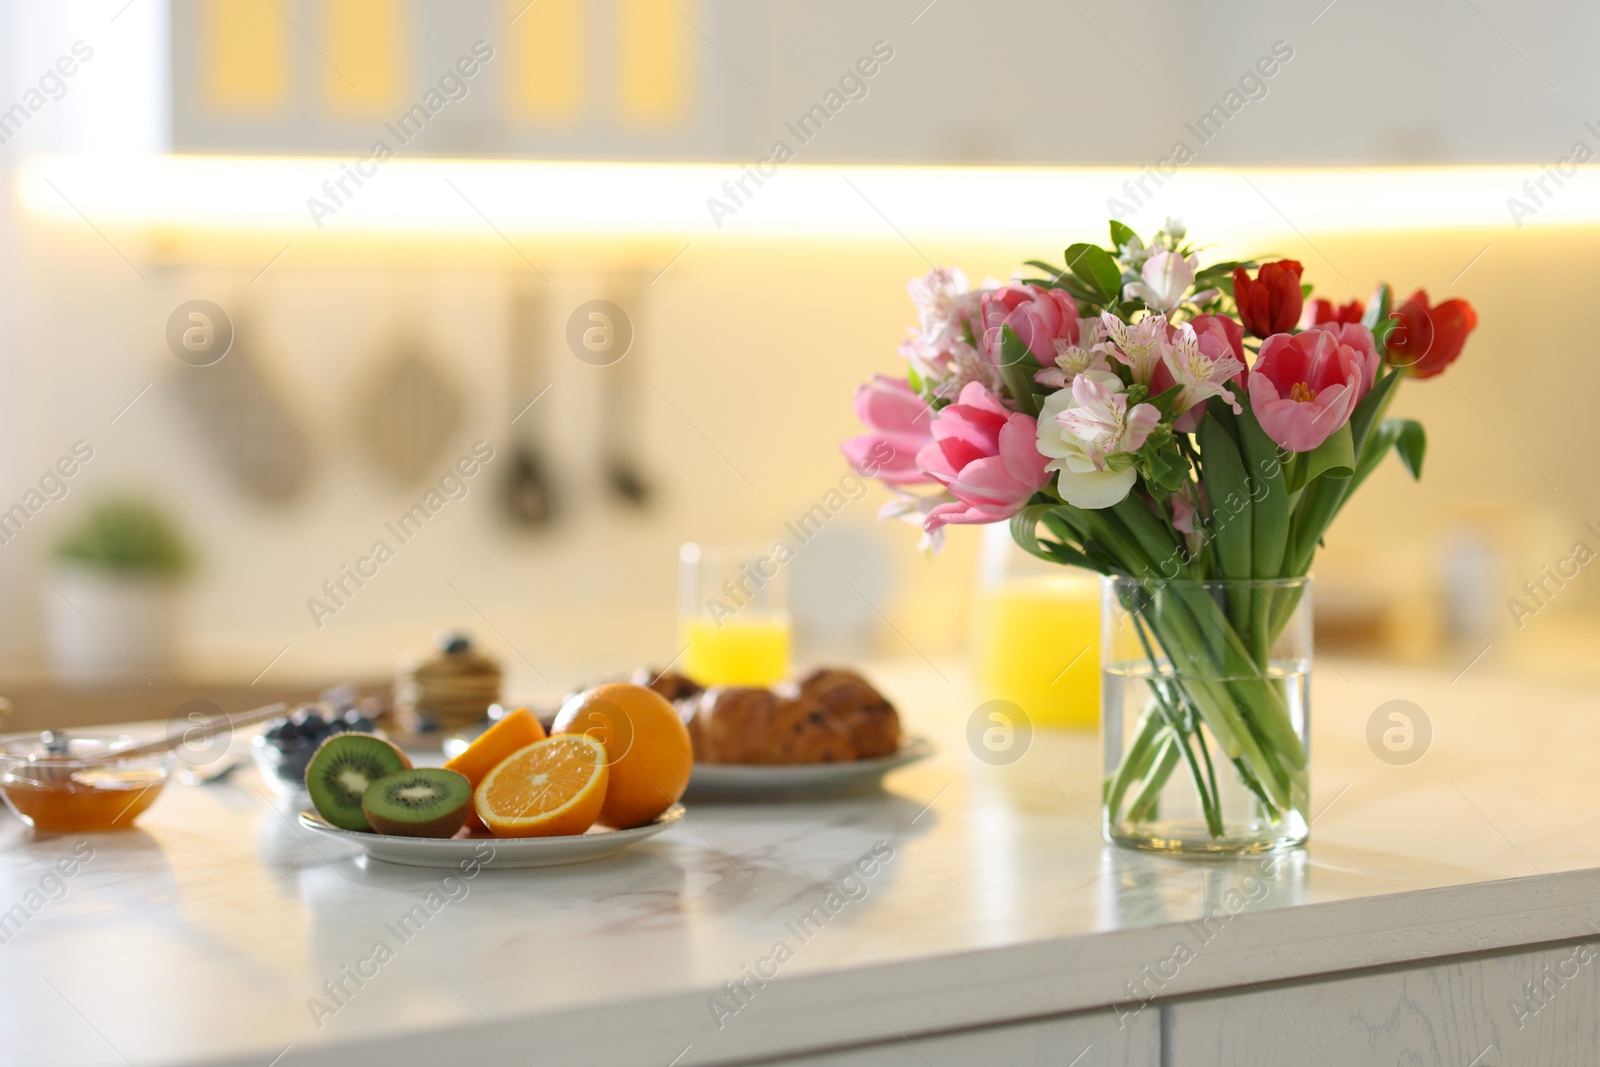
[{"x1": 1, "y1": 767, "x2": 167, "y2": 832}]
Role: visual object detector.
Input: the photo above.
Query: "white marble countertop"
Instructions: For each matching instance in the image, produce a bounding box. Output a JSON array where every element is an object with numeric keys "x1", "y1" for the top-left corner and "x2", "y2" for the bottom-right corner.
[{"x1": 2, "y1": 659, "x2": 1597, "y2": 1067}]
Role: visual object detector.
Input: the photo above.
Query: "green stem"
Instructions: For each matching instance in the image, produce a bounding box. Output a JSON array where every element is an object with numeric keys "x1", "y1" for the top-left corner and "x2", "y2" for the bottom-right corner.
[
  {"x1": 1129, "y1": 612, "x2": 1224, "y2": 838},
  {"x1": 1127, "y1": 737, "x2": 1180, "y2": 823},
  {"x1": 1104, "y1": 706, "x2": 1167, "y2": 823}
]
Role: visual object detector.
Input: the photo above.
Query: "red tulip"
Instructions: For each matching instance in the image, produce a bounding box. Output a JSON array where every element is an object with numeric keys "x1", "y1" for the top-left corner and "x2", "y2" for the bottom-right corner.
[
  {"x1": 1302, "y1": 297, "x2": 1365, "y2": 327},
  {"x1": 1385, "y1": 290, "x2": 1478, "y2": 379},
  {"x1": 1232, "y1": 260, "x2": 1305, "y2": 338}
]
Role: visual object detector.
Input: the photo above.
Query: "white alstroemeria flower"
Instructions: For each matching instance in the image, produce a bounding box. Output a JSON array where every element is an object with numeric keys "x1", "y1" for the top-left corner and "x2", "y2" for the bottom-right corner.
[
  {"x1": 898, "y1": 334, "x2": 949, "y2": 388},
  {"x1": 1099, "y1": 311, "x2": 1171, "y2": 386},
  {"x1": 1164, "y1": 323, "x2": 1245, "y2": 415},
  {"x1": 879, "y1": 489, "x2": 952, "y2": 553},
  {"x1": 907, "y1": 267, "x2": 971, "y2": 347},
  {"x1": 1035, "y1": 321, "x2": 1114, "y2": 390},
  {"x1": 1036, "y1": 376, "x2": 1160, "y2": 510},
  {"x1": 935, "y1": 339, "x2": 1003, "y2": 400},
  {"x1": 1122, "y1": 249, "x2": 1200, "y2": 312},
  {"x1": 1159, "y1": 216, "x2": 1187, "y2": 243},
  {"x1": 1118, "y1": 232, "x2": 1156, "y2": 269}
]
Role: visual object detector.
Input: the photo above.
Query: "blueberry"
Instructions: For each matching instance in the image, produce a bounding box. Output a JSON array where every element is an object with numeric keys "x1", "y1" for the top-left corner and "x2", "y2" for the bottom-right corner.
[
  {"x1": 342, "y1": 710, "x2": 375, "y2": 733},
  {"x1": 438, "y1": 631, "x2": 472, "y2": 655},
  {"x1": 292, "y1": 710, "x2": 329, "y2": 741},
  {"x1": 264, "y1": 720, "x2": 290, "y2": 742}
]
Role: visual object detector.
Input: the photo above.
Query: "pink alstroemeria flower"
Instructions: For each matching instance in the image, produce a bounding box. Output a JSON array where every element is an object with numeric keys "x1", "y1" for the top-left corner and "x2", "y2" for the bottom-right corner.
[
  {"x1": 841, "y1": 375, "x2": 934, "y2": 485},
  {"x1": 1248, "y1": 330, "x2": 1367, "y2": 452},
  {"x1": 980, "y1": 284, "x2": 1080, "y2": 366},
  {"x1": 1035, "y1": 317, "x2": 1112, "y2": 389},
  {"x1": 1156, "y1": 321, "x2": 1247, "y2": 432},
  {"x1": 1036, "y1": 374, "x2": 1161, "y2": 509},
  {"x1": 1122, "y1": 249, "x2": 1205, "y2": 311},
  {"x1": 1100, "y1": 312, "x2": 1171, "y2": 386},
  {"x1": 1057, "y1": 373, "x2": 1162, "y2": 460},
  {"x1": 916, "y1": 382, "x2": 1050, "y2": 533}
]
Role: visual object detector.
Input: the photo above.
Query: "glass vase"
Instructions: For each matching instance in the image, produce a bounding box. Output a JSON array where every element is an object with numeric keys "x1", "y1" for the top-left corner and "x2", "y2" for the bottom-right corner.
[{"x1": 1101, "y1": 576, "x2": 1311, "y2": 854}]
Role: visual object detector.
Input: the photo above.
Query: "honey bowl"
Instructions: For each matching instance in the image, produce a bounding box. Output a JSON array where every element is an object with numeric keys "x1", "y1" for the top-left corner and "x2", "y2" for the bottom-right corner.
[{"x1": 0, "y1": 733, "x2": 175, "y2": 832}]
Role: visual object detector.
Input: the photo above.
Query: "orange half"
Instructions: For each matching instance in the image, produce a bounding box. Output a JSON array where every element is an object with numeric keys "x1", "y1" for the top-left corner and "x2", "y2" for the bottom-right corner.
[
  {"x1": 474, "y1": 735, "x2": 609, "y2": 838},
  {"x1": 445, "y1": 708, "x2": 547, "y2": 833},
  {"x1": 445, "y1": 708, "x2": 548, "y2": 788}
]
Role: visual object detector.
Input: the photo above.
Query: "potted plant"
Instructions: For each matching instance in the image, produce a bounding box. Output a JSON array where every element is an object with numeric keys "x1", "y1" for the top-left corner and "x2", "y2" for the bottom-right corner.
[{"x1": 45, "y1": 498, "x2": 192, "y2": 684}]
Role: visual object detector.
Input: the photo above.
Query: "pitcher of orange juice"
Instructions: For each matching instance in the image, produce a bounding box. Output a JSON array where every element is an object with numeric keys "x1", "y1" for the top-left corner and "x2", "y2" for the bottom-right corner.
[
  {"x1": 679, "y1": 542, "x2": 792, "y2": 687},
  {"x1": 973, "y1": 524, "x2": 1100, "y2": 729}
]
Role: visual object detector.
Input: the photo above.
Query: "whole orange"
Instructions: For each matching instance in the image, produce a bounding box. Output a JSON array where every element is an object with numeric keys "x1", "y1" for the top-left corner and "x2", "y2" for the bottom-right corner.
[{"x1": 552, "y1": 682, "x2": 692, "y2": 829}]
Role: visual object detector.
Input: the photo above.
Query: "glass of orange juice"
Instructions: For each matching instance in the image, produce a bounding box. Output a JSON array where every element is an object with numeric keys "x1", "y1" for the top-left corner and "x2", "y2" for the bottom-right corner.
[
  {"x1": 679, "y1": 542, "x2": 791, "y2": 687},
  {"x1": 973, "y1": 524, "x2": 1101, "y2": 729}
]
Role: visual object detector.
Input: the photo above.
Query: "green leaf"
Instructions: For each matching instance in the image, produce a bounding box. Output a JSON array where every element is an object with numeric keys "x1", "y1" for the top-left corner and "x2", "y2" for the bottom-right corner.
[
  {"x1": 998, "y1": 326, "x2": 1042, "y2": 418},
  {"x1": 1360, "y1": 284, "x2": 1392, "y2": 331},
  {"x1": 1023, "y1": 260, "x2": 1067, "y2": 284},
  {"x1": 1349, "y1": 367, "x2": 1402, "y2": 455},
  {"x1": 1111, "y1": 496, "x2": 1184, "y2": 576},
  {"x1": 1348, "y1": 421, "x2": 1398, "y2": 492},
  {"x1": 1394, "y1": 419, "x2": 1426, "y2": 479},
  {"x1": 1371, "y1": 316, "x2": 1399, "y2": 352},
  {"x1": 1064, "y1": 243, "x2": 1123, "y2": 301},
  {"x1": 1193, "y1": 260, "x2": 1244, "y2": 284},
  {"x1": 1146, "y1": 383, "x2": 1185, "y2": 418},
  {"x1": 1010, "y1": 505, "x2": 1096, "y2": 570},
  {"x1": 1300, "y1": 423, "x2": 1354, "y2": 486},
  {"x1": 1197, "y1": 412, "x2": 1252, "y2": 580},
  {"x1": 1345, "y1": 417, "x2": 1427, "y2": 496},
  {"x1": 1235, "y1": 404, "x2": 1289, "y2": 578},
  {"x1": 1135, "y1": 433, "x2": 1190, "y2": 494},
  {"x1": 1300, "y1": 282, "x2": 1313, "y2": 299},
  {"x1": 1109, "y1": 220, "x2": 1138, "y2": 251}
]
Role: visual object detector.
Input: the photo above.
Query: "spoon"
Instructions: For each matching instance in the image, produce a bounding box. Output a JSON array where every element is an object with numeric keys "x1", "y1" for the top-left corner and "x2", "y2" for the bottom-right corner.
[{"x1": 19, "y1": 703, "x2": 288, "y2": 765}]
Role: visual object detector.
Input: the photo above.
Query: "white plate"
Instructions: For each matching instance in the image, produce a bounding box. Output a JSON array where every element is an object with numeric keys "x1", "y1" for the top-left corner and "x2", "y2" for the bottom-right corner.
[
  {"x1": 296, "y1": 805, "x2": 685, "y2": 869},
  {"x1": 685, "y1": 736, "x2": 934, "y2": 797}
]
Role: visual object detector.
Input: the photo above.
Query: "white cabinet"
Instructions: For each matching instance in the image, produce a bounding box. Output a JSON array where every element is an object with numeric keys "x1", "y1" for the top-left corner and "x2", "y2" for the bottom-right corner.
[
  {"x1": 1167, "y1": 942, "x2": 1600, "y2": 1066},
  {"x1": 762, "y1": 1007, "x2": 1157, "y2": 1067}
]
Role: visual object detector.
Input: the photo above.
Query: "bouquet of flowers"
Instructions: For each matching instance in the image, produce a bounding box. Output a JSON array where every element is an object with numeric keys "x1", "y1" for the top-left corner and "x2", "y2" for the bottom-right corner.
[{"x1": 844, "y1": 218, "x2": 1477, "y2": 846}]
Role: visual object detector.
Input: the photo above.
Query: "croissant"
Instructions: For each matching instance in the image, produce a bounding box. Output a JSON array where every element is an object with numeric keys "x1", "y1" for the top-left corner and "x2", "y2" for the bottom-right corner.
[
  {"x1": 692, "y1": 687, "x2": 854, "y2": 764},
  {"x1": 631, "y1": 667, "x2": 704, "y2": 704},
  {"x1": 790, "y1": 668, "x2": 901, "y2": 759}
]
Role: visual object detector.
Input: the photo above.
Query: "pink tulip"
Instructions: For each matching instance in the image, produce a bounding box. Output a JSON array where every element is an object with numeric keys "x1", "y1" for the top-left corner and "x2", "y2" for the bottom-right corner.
[
  {"x1": 979, "y1": 284, "x2": 1079, "y2": 366},
  {"x1": 842, "y1": 375, "x2": 934, "y2": 485},
  {"x1": 1302, "y1": 322, "x2": 1380, "y2": 402},
  {"x1": 1188, "y1": 313, "x2": 1246, "y2": 365},
  {"x1": 916, "y1": 382, "x2": 1049, "y2": 532},
  {"x1": 1248, "y1": 330, "x2": 1366, "y2": 452}
]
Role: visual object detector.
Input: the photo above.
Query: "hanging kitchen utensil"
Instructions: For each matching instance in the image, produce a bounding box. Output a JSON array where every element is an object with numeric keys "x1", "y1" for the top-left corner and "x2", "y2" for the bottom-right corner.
[
  {"x1": 355, "y1": 333, "x2": 464, "y2": 485},
  {"x1": 601, "y1": 271, "x2": 653, "y2": 508},
  {"x1": 174, "y1": 309, "x2": 313, "y2": 503},
  {"x1": 502, "y1": 282, "x2": 556, "y2": 527}
]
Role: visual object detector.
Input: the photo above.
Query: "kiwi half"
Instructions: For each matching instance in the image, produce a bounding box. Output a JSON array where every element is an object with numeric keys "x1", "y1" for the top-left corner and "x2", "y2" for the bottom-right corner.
[
  {"x1": 305, "y1": 733, "x2": 410, "y2": 831},
  {"x1": 361, "y1": 768, "x2": 472, "y2": 838}
]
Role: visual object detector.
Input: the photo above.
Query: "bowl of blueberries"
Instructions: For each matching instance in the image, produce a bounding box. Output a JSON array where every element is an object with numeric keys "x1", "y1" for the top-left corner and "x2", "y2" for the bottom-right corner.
[{"x1": 252, "y1": 689, "x2": 382, "y2": 798}]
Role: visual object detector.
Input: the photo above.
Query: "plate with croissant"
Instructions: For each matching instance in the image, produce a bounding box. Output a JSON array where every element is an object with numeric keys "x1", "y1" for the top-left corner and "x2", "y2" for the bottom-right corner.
[
  {"x1": 445, "y1": 667, "x2": 933, "y2": 798},
  {"x1": 651, "y1": 666, "x2": 934, "y2": 797}
]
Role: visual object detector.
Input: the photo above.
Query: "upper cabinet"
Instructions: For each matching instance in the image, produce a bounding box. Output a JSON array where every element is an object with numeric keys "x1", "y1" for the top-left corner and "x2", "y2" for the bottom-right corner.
[
  {"x1": 171, "y1": 0, "x2": 746, "y2": 158},
  {"x1": 170, "y1": 0, "x2": 1600, "y2": 165}
]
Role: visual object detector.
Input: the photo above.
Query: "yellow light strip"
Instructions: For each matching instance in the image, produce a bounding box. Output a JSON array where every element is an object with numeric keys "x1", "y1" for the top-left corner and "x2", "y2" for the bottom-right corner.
[{"x1": 16, "y1": 154, "x2": 1595, "y2": 240}]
